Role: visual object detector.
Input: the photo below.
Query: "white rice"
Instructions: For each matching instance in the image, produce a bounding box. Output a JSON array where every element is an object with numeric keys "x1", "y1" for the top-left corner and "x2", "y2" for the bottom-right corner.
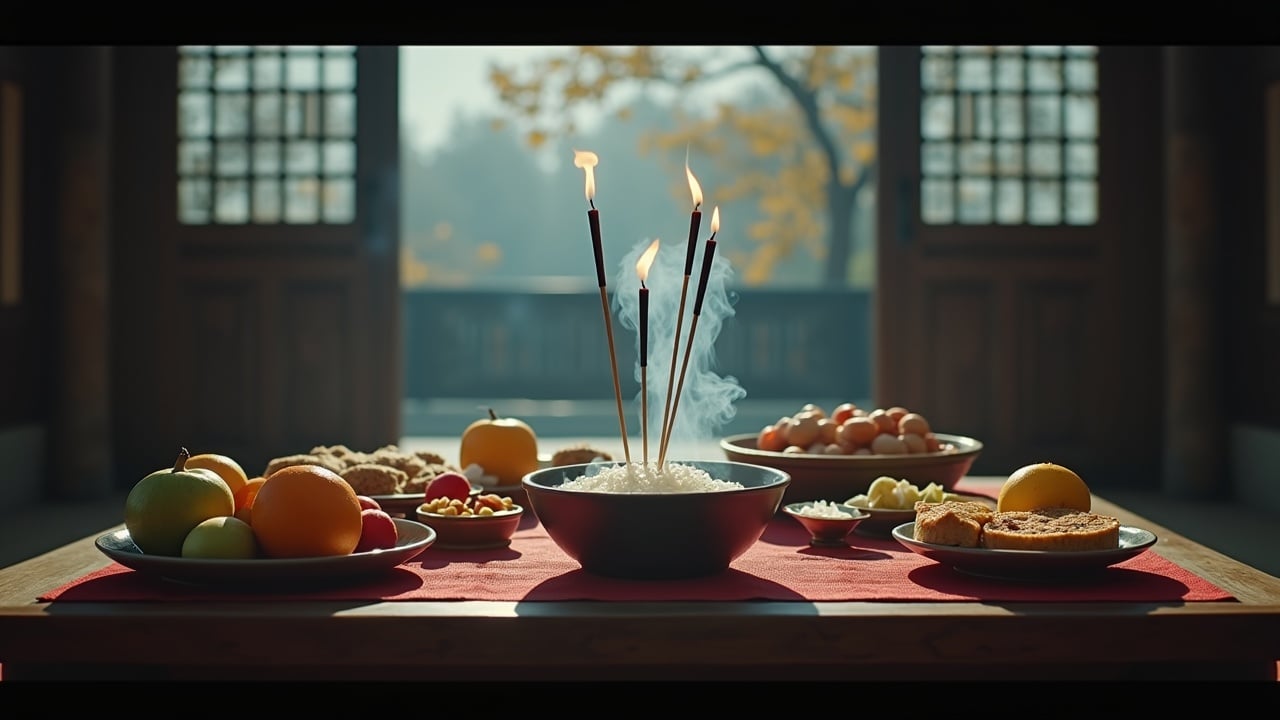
[
  {"x1": 559, "y1": 461, "x2": 744, "y2": 493},
  {"x1": 795, "y1": 500, "x2": 854, "y2": 519}
]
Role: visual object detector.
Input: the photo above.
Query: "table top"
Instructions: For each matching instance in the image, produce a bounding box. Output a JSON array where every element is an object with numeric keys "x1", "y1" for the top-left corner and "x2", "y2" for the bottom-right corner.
[{"x1": 2, "y1": 438, "x2": 1279, "y2": 681}]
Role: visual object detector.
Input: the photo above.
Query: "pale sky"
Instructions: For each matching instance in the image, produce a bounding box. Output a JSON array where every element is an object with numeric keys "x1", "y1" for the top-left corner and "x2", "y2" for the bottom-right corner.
[
  {"x1": 400, "y1": 46, "x2": 582, "y2": 152},
  {"x1": 398, "y1": 46, "x2": 768, "y2": 154}
]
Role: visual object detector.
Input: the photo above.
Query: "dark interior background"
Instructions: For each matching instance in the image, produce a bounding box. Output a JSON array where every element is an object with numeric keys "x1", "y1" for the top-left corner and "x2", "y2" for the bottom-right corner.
[{"x1": 2, "y1": 45, "x2": 1280, "y2": 514}]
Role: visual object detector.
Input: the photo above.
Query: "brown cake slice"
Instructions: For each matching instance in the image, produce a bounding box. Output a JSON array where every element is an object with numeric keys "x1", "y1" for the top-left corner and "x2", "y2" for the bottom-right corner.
[
  {"x1": 981, "y1": 507, "x2": 1120, "y2": 551},
  {"x1": 913, "y1": 500, "x2": 995, "y2": 547}
]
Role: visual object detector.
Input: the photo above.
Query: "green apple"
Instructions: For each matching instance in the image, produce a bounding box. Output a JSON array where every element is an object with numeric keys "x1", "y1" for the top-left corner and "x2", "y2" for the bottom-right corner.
[
  {"x1": 124, "y1": 447, "x2": 235, "y2": 556},
  {"x1": 181, "y1": 515, "x2": 258, "y2": 559}
]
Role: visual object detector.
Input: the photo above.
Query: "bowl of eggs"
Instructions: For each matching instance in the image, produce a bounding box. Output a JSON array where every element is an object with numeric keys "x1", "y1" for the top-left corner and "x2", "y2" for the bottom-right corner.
[
  {"x1": 522, "y1": 459, "x2": 790, "y2": 580},
  {"x1": 720, "y1": 403, "x2": 983, "y2": 507}
]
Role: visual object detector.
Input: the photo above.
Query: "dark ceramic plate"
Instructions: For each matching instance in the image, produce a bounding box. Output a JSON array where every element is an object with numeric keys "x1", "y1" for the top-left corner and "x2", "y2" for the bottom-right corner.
[
  {"x1": 369, "y1": 483, "x2": 482, "y2": 516},
  {"x1": 95, "y1": 518, "x2": 436, "y2": 587},
  {"x1": 891, "y1": 521, "x2": 1158, "y2": 581}
]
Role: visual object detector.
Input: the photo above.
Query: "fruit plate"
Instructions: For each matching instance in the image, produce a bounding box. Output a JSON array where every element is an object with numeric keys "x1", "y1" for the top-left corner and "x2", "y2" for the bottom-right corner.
[
  {"x1": 719, "y1": 432, "x2": 983, "y2": 507},
  {"x1": 369, "y1": 483, "x2": 482, "y2": 517},
  {"x1": 890, "y1": 521, "x2": 1158, "y2": 582},
  {"x1": 94, "y1": 518, "x2": 436, "y2": 588}
]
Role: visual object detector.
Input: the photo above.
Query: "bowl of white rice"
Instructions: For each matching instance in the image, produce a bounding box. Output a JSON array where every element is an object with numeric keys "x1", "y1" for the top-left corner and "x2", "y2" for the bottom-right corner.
[{"x1": 521, "y1": 459, "x2": 791, "y2": 580}]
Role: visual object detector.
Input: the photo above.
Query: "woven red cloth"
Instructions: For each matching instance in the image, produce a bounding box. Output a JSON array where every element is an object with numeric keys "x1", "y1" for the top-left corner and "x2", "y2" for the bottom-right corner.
[{"x1": 40, "y1": 488, "x2": 1233, "y2": 604}]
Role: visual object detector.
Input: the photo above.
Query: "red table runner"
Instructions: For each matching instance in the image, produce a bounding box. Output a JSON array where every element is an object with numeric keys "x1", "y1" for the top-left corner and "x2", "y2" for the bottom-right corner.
[{"x1": 41, "y1": 489, "x2": 1233, "y2": 604}]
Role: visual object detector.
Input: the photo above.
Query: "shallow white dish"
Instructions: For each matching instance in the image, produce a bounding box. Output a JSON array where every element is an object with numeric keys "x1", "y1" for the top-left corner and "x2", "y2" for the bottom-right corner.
[
  {"x1": 95, "y1": 518, "x2": 436, "y2": 588},
  {"x1": 891, "y1": 521, "x2": 1158, "y2": 582},
  {"x1": 847, "y1": 492, "x2": 997, "y2": 538}
]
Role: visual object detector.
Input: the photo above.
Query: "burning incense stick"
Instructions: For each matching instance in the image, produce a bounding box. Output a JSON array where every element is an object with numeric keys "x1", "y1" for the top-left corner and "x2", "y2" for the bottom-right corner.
[
  {"x1": 574, "y1": 150, "x2": 631, "y2": 465},
  {"x1": 659, "y1": 206, "x2": 719, "y2": 468},
  {"x1": 636, "y1": 239, "x2": 660, "y2": 466},
  {"x1": 658, "y1": 158, "x2": 702, "y2": 463}
]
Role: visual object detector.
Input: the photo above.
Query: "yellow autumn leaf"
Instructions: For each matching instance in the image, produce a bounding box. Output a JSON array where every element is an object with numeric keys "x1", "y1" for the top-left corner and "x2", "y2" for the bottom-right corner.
[
  {"x1": 836, "y1": 69, "x2": 855, "y2": 92},
  {"x1": 476, "y1": 242, "x2": 502, "y2": 265},
  {"x1": 853, "y1": 140, "x2": 875, "y2": 165}
]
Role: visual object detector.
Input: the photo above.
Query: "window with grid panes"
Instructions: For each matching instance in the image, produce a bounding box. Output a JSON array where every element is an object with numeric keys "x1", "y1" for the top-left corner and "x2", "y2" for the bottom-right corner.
[
  {"x1": 919, "y1": 45, "x2": 1098, "y2": 226},
  {"x1": 177, "y1": 45, "x2": 358, "y2": 225}
]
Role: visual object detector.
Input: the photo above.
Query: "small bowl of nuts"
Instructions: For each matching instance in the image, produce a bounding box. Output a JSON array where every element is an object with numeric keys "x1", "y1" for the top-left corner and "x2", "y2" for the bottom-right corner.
[{"x1": 415, "y1": 493, "x2": 525, "y2": 550}]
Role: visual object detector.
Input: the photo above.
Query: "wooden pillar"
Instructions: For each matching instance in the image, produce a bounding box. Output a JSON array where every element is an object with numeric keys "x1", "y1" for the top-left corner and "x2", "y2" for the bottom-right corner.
[
  {"x1": 1163, "y1": 46, "x2": 1224, "y2": 499},
  {"x1": 49, "y1": 46, "x2": 114, "y2": 500}
]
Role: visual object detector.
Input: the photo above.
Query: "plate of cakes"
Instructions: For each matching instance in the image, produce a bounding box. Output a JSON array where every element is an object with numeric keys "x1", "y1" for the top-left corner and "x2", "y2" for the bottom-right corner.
[
  {"x1": 889, "y1": 462, "x2": 1158, "y2": 581},
  {"x1": 262, "y1": 444, "x2": 478, "y2": 517}
]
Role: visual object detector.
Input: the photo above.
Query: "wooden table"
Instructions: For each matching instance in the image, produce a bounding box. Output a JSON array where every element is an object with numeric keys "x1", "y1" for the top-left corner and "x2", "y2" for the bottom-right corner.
[{"x1": 2, "y1": 439, "x2": 1278, "y2": 681}]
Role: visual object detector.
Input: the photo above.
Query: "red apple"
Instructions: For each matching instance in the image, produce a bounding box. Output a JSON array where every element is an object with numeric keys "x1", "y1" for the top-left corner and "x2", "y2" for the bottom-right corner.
[
  {"x1": 356, "y1": 495, "x2": 382, "y2": 511},
  {"x1": 423, "y1": 471, "x2": 472, "y2": 503},
  {"x1": 355, "y1": 508, "x2": 398, "y2": 553}
]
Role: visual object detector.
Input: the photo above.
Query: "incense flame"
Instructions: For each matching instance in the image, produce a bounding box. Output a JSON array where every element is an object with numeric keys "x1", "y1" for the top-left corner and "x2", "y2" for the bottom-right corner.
[
  {"x1": 636, "y1": 238, "x2": 660, "y2": 285},
  {"x1": 574, "y1": 149, "x2": 599, "y2": 201},
  {"x1": 685, "y1": 160, "x2": 703, "y2": 210}
]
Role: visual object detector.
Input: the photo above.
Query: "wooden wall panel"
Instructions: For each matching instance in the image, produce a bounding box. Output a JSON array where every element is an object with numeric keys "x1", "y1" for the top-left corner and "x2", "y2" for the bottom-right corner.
[
  {"x1": 0, "y1": 50, "x2": 49, "y2": 433},
  {"x1": 279, "y1": 279, "x2": 352, "y2": 452},
  {"x1": 1015, "y1": 281, "x2": 1096, "y2": 456},
  {"x1": 922, "y1": 281, "x2": 997, "y2": 470},
  {"x1": 177, "y1": 279, "x2": 261, "y2": 453}
]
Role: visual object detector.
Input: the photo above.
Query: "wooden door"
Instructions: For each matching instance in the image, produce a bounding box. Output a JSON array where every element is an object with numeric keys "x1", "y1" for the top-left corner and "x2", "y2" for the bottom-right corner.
[
  {"x1": 876, "y1": 46, "x2": 1163, "y2": 485},
  {"x1": 111, "y1": 46, "x2": 400, "y2": 484}
]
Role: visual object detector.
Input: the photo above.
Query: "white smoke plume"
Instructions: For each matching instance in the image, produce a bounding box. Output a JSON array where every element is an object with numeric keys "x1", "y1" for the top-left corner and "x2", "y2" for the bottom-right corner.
[{"x1": 612, "y1": 234, "x2": 746, "y2": 445}]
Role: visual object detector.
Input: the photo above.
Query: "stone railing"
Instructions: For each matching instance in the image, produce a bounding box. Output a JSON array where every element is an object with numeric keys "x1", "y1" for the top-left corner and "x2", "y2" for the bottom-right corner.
[{"x1": 403, "y1": 283, "x2": 871, "y2": 406}]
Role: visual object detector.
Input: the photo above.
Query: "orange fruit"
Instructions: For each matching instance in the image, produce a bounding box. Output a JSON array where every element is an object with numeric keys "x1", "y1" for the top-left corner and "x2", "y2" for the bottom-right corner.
[
  {"x1": 251, "y1": 465, "x2": 363, "y2": 558},
  {"x1": 233, "y1": 476, "x2": 266, "y2": 525},
  {"x1": 185, "y1": 453, "x2": 250, "y2": 498},
  {"x1": 233, "y1": 476, "x2": 266, "y2": 512},
  {"x1": 459, "y1": 408, "x2": 539, "y2": 485},
  {"x1": 997, "y1": 462, "x2": 1092, "y2": 513}
]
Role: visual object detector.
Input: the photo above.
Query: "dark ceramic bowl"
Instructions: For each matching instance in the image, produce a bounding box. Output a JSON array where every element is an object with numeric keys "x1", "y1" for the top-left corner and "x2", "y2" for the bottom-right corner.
[
  {"x1": 415, "y1": 503, "x2": 524, "y2": 550},
  {"x1": 782, "y1": 501, "x2": 870, "y2": 547},
  {"x1": 720, "y1": 432, "x2": 983, "y2": 507},
  {"x1": 521, "y1": 460, "x2": 790, "y2": 580}
]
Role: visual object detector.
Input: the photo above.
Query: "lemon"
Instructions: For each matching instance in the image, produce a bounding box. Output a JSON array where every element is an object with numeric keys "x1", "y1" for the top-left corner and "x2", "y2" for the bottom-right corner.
[
  {"x1": 181, "y1": 516, "x2": 258, "y2": 559},
  {"x1": 997, "y1": 462, "x2": 1091, "y2": 512},
  {"x1": 125, "y1": 448, "x2": 236, "y2": 556},
  {"x1": 184, "y1": 452, "x2": 250, "y2": 497}
]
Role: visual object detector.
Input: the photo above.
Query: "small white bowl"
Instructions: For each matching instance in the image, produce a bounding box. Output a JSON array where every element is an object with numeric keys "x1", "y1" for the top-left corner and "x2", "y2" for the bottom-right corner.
[{"x1": 782, "y1": 502, "x2": 870, "y2": 547}]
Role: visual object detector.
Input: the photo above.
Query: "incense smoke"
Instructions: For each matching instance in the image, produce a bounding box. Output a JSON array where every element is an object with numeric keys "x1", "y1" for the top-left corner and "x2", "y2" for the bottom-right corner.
[{"x1": 613, "y1": 236, "x2": 746, "y2": 445}]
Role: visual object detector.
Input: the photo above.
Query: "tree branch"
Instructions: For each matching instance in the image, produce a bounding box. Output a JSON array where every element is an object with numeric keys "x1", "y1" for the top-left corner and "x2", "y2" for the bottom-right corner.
[
  {"x1": 749, "y1": 46, "x2": 844, "y2": 184},
  {"x1": 633, "y1": 56, "x2": 767, "y2": 90}
]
